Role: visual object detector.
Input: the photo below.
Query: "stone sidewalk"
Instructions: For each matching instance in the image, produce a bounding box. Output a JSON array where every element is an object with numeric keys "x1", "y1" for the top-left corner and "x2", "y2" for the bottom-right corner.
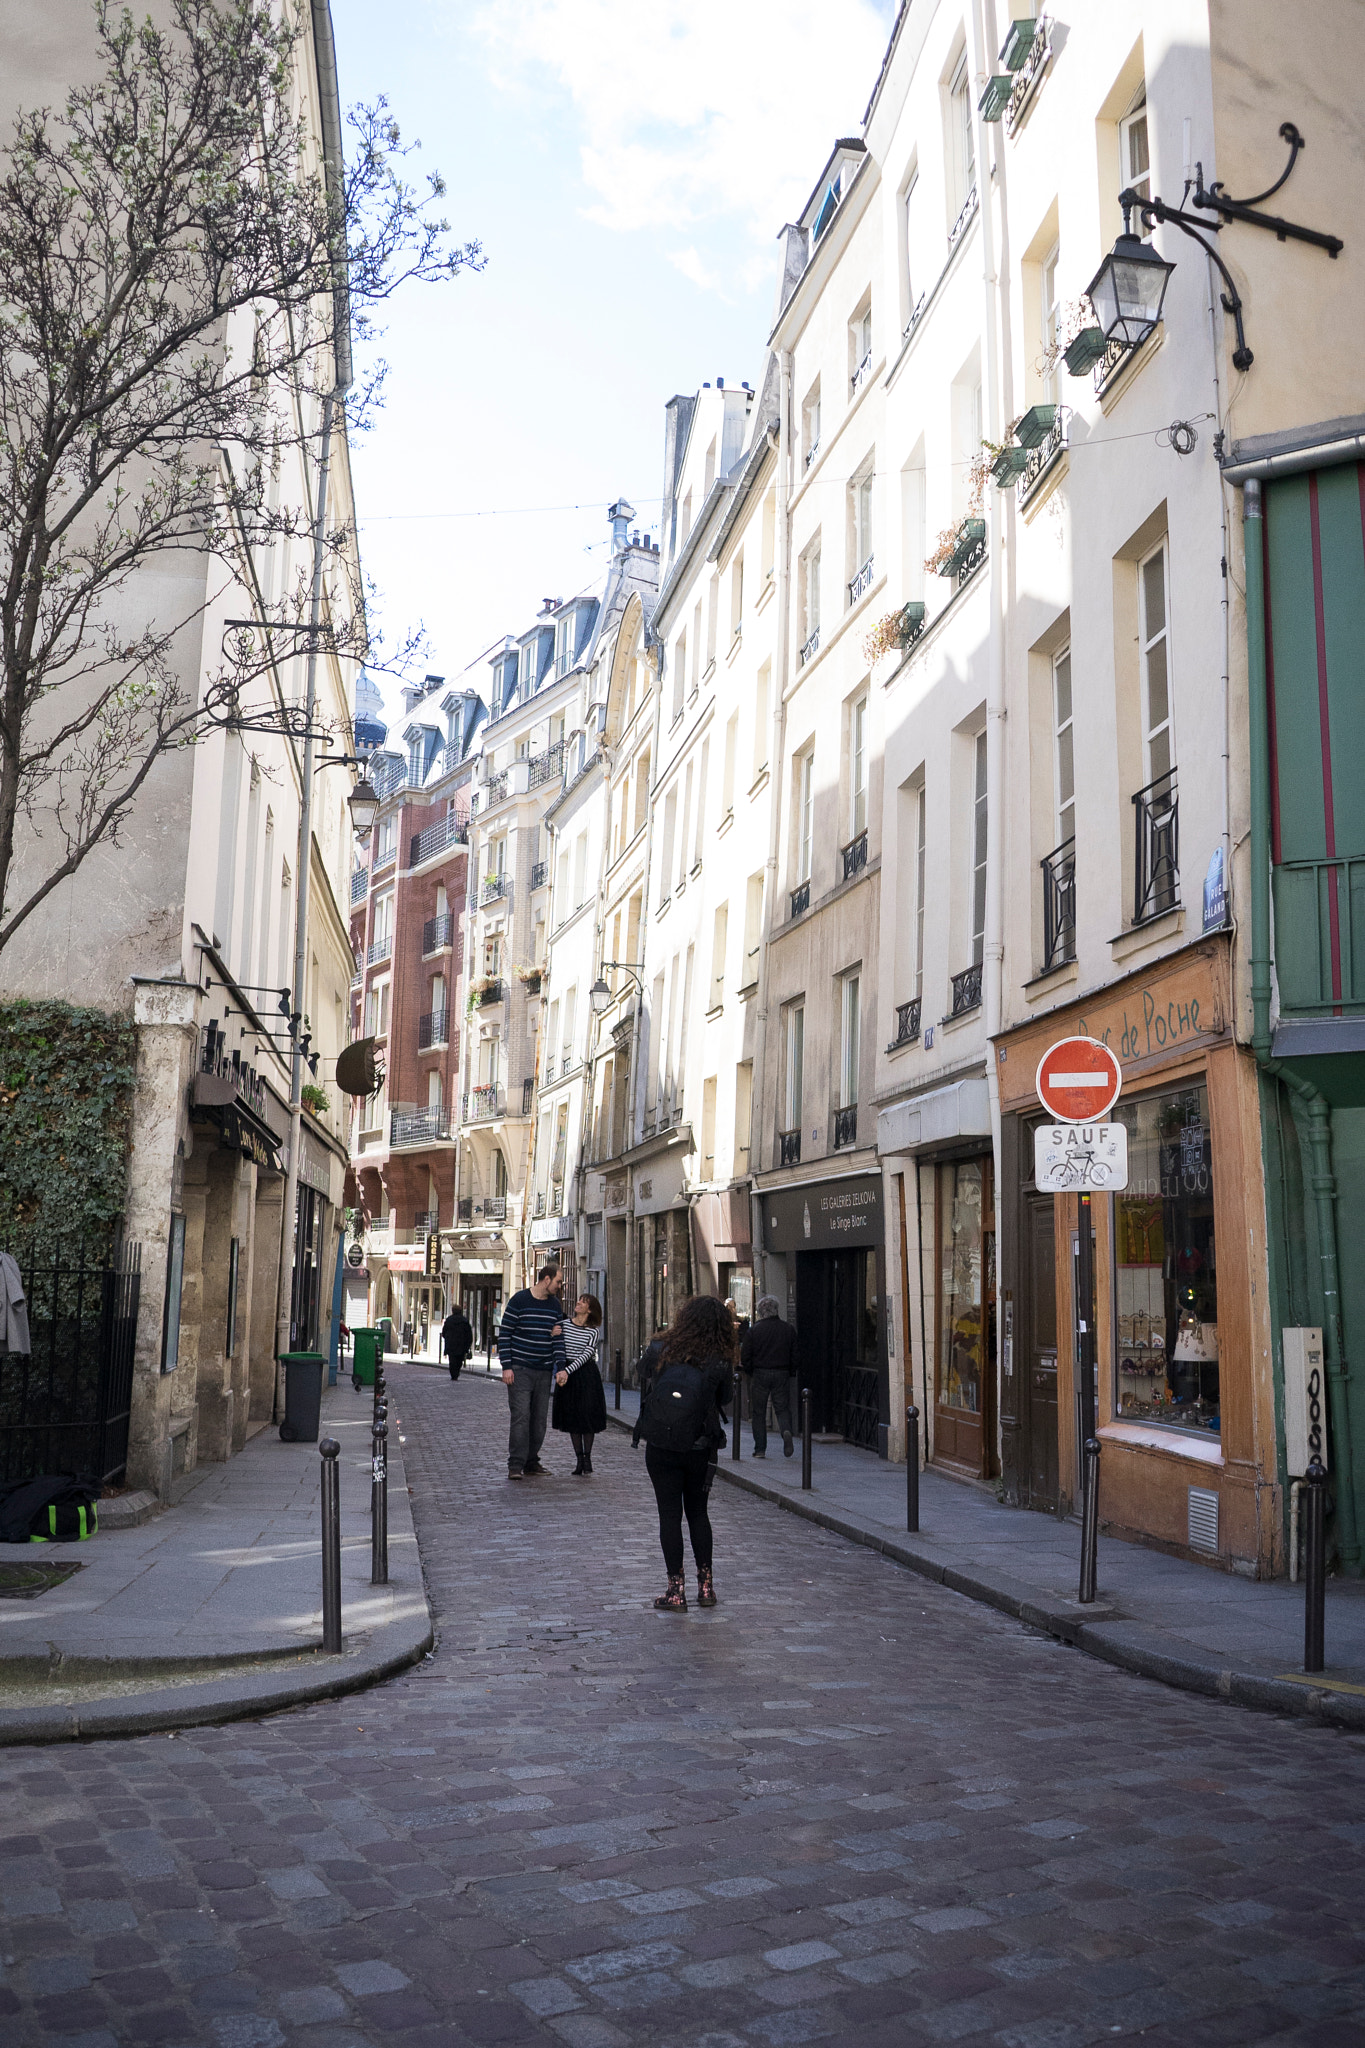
[
  {"x1": 0, "y1": 1379, "x2": 432, "y2": 1742},
  {"x1": 592, "y1": 1384, "x2": 1365, "y2": 1730}
]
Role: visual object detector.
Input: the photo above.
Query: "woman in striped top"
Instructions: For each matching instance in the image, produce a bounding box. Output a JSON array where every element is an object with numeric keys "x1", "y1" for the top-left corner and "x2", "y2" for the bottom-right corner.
[{"x1": 551, "y1": 1294, "x2": 606, "y2": 1475}]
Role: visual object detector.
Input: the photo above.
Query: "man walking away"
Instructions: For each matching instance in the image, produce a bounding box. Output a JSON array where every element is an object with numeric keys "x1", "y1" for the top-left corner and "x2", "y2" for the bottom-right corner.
[
  {"x1": 500, "y1": 1265, "x2": 565, "y2": 1478},
  {"x1": 442, "y1": 1302, "x2": 473, "y2": 1381},
  {"x1": 740, "y1": 1294, "x2": 797, "y2": 1458}
]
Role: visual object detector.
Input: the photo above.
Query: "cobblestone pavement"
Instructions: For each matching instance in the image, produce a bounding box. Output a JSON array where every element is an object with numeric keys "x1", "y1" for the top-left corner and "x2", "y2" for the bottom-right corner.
[{"x1": 3, "y1": 1362, "x2": 1365, "y2": 2048}]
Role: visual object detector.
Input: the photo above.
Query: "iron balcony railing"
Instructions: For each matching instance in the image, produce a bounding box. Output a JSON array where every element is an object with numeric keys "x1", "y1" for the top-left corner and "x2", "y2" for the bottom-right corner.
[
  {"x1": 483, "y1": 873, "x2": 510, "y2": 903},
  {"x1": 833, "y1": 1104, "x2": 858, "y2": 1150},
  {"x1": 350, "y1": 867, "x2": 368, "y2": 904},
  {"x1": 805, "y1": 435, "x2": 820, "y2": 471},
  {"x1": 951, "y1": 962, "x2": 984, "y2": 1017},
  {"x1": 418, "y1": 1009, "x2": 449, "y2": 1050},
  {"x1": 390, "y1": 1106, "x2": 452, "y2": 1146},
  {"x1": 410, "y1": 813, "x2": 468, "y2": 867},
  {"x1": 1133, "y1": 766, "x2": 1179, "y2": 924},
  {"x1": 848, "y1": 554, "x2": 875, "y2": 605},
  {"x1": 473, "y1": 980, "x2": 504, "y2": 1008},
  {"x1": 799, "y1": 628, "x2": 821, "y2": 667},
  {"x1": 423, "y1": 912, "x2": 454, "y2": 954},
  {"x1": 790, "y1": 879, "x2": 810, "y2": 920},
  {"x1": 533, "y1": 1191, "x2": 545, "y2": 1218},
  {"x1": 457, "y1": 1197, "x2": 473, "y2": 1222},
  {"x1": 902, "y1": 290, "x2": 927, "y2": 342},
  {"x1": 467, "y1": 1085, "x2": 503, "y2": 1120},
  {"x1": 414, "y1": 1209, "x2": 439, "y2": 1233},
  {"x1": 1018, "y1": 410, "x2": 1067, "y2": 506},
  {"x1": 367, "y1": 935, "x2": 392, "y2": 966},
  {"x1": 948, "y1": 183, "x2": 979, "y2": 253},
  {"x1": 889, "y1": 997, "x2": 921, "y2": 1051},
  {"x1": 1272, "y1": 855, "x2": 1365, "y2": 1015},
  {"x1": 778, "y1": 1128, "x2": 801, "y2": 1168},
  {"x1": 528, "y1": 740, "x2": 565, "y2": 790},
  {"x1": 484, "y1": 1195, "x2": 508, "y2": 1222},
  {"x1": 1004, "y1": 11, "x2": 1053, "y2": 135},
  {"x1": 484, "y1": 768, "x2": 509, "y2": 806},
  {"x1": 372, "y1": 841, "x2": 396, "y2": 873},
  {"x1": 531, "y1": 861, "x2": 548, "y2": 890},
  {"x1": 1041, "y1": 835, "x2": 1077, "y2": 971},
  {"x1": 841, "y1": 829, "x2": 868, "y2": 882},
  {"x1": 851, "y1": 348, "x2": 872, "y2": 395},
  {"x1": 956, "y1": 529, "x2": 987, "y2": 590},
  {"x1": 522, "y1": 1078, "x2": 534, "y2": 1113}
]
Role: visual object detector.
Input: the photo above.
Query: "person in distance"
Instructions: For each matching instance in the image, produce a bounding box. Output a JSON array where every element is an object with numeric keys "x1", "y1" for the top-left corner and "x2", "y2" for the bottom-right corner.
[
  {"x1": 551, "y1": 1293, "x2": 606, "y2": 1475},
  {"x1": 740, "y1": 1294, "x2": 797, "y2": 1457},
  {"x1": 632, "y1": 1294, "x2": 734, "y2": 1612}
]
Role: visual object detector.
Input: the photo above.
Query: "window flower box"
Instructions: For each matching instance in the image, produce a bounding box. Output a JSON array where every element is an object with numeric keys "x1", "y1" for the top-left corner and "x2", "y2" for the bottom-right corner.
[
  {"x1": 978, "y1": 75, "x2": 1013, "y2": 122},
  {"x1": 1014, "y1": 403, "x2": 1059, "y2": 449},
  {"x1": 1063, "y1": 327, "x2": 1108, "y2": 375},
  {"x1": 942, "y1": 518, "x2": 986, "y2": 579},
  {"x1": 990, "y1": 444, "x2": 1031, "y2": 483}
]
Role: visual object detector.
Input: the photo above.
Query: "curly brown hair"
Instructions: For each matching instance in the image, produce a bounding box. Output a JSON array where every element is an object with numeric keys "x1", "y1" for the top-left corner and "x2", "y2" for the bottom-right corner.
[{"x1": 657, "y1": 1293, "x2": 739, "y2": 1371}]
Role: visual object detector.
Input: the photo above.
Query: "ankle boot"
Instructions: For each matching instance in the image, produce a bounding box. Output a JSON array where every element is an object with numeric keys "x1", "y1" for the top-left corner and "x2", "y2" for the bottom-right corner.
[
  {"x1": 696, "y1": 1565, "x2": 716, "y2": 1608},
  {"x1": 653, "y1": 1573, "x2": 687, "y2": 1611}
]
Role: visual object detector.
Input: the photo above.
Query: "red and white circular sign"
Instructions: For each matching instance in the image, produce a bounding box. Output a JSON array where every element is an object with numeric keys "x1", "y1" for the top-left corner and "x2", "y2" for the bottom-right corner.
[{"x1": 1035, "y1": 1036, "x2": 1122, "y2": 1122}]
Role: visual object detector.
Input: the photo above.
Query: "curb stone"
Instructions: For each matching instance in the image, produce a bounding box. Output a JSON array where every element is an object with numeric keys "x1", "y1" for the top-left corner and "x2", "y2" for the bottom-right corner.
[{"x1": 600, "y1": 1403, "x2": 1365, "y2": 1733}]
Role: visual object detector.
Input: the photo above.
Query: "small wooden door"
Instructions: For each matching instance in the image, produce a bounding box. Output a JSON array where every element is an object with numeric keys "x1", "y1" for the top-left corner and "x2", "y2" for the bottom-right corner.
[
  {"x1": 1026, "y1": 1197, "x2": 1059, "y2": 1506},
  {"x1": 934, "y1": 1155, "x2": 997, "y2": 1478}
]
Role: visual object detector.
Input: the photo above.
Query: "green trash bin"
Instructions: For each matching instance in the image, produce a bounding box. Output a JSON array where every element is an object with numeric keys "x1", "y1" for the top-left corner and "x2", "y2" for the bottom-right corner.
[
  {"x1": 278, "y1": 1352, "x2": 325, "y2": 1441},
  {"x1": 351, "y1": 1327, "x2": 381, "y2": 1389}
]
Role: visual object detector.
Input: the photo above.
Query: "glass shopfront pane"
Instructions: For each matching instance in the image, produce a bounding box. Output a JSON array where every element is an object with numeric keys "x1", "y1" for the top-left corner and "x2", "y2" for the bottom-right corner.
[
  {"x1": 937, "y1": 1160, "x2": 984, "y2": 1415},
  {"x1": 1112, "y1": 1081, "x2": 1219, "y2": 1436}
]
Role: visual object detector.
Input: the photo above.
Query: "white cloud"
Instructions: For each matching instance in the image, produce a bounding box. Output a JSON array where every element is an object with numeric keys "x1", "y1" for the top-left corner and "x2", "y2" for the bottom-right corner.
[
  {"x1": 670, "y1": 244, "x2": 725, "y2": 294},
  {"x1": 473, "y1": 0, "x2": 890, "y2": 273}
]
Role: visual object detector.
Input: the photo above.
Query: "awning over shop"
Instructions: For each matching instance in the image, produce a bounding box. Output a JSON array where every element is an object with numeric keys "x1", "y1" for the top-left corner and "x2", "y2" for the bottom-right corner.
[
  {"x1": 876, "y1": 1077, "x2": 991, "y2": 1156},
  {"x1": 459, "y1": 1257, "x2": 505, "y2": 1275}
]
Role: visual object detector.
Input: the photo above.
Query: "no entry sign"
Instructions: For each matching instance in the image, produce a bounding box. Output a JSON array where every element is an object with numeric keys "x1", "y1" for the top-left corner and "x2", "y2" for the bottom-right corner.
[{"x1": 1035, "y1": 1036, "x2": 1122, "y2": 1123}]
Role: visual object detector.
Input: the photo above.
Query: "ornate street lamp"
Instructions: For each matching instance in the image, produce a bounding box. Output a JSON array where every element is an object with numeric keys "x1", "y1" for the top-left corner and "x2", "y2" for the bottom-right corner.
[{"x1": 1085, "y1": 216, "x2": 1174, "y2": 354}]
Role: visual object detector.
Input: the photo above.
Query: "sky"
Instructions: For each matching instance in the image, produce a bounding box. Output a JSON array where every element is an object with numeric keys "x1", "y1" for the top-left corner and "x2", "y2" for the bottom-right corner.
[{"x1": 329, "y1": 0, "x2": 895, "y2": 727}]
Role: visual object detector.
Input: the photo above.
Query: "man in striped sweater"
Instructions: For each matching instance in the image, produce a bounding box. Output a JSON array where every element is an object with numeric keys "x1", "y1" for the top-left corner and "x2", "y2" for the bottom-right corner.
[{"x1": 500, "y1": 1264, "x2": 566, "y2": 1478}]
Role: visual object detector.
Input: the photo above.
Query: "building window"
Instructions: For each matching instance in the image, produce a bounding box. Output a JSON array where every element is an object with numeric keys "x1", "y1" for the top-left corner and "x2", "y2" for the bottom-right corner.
[
  {"x1": 849, "y1": 696, "x2": 868, "y2": 839},
  {"x1": 799, "y1": 539, "x2": 822, "y2": 661},
  {"x1": 840, "y1": 973, "x2": 860, "y2": 1106},
  {"x1": 1054, "y1": 647, "x2": 1074, "y2": 846},
  {"x1": 1041, "y1": 242, "x2": 1060, "y2": 403},
  {"x1": 849, "y1": 465, "x2": 874, "y2": 598},
  {"x1": 783, "y1": 1003, "x2": 804, "y2": 1130},
  {"x1": 970, "y1": 729, "x2": 987, "y2": 967},
  {"x1": 903, "y1": 168, "x2": 924, "y2": 330},
  {"x1": 1113, "y1": 1081, "x2": 1218, "y2": 1436},
  {"x1": 709, "y1": 904, "x2": 728, "y2": 1011},
  {"x1": 753, "y1": 662, "x2": 770, "y2": 784},
  {"x1": 850, "y1": 304, "x2": 872, "y2": 393},
  {"x1": 672, "y1": 628, "x2": 686, "y2": 722},
  {"x1": 742, "y1": 873, "x2": 763, "y2": 990},
  {"x1": 949, "y1": 51, "x2": 977, "y2": 223},
  {"x1": 937, "y1": 1159, "x2": 986, "y2": 1418},
  {"x1": 1140, "y1": 540, "x2": 1173, "y2": 785},
  {"x1": 730, "y1": 554, "x2": 744, "y2": 644},
  {"x1": 803, "y1": 382, "x2": 822, "y2": 467},
  {"x1": 225, "y1": 1237, "x2": 239, "y2": 1358},
  {"x1": 1120, "y1": 84, "x2": 1152, "y2": 238},
  {"x1": 700, "y1": 1076, "x2": 717, "y2": 1179},
  {"x1": 913, "y1": 780, "x2": 927, "y2": 997},
  {"x1": 797, "y1": 752, "x2": 814, "y2": 883}
]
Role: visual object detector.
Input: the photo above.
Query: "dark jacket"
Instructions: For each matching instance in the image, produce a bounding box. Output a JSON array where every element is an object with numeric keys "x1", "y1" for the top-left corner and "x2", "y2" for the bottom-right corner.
[
  {"x1": 442, "y1": 1309, "x2": 473, "y2": 1359},
  {"x1": 741, "y1": 1315, "x2": 798, "y2": 1376},
  {"x1": 633, "y1": 1353, "x2": 732, "y2": 1455}
]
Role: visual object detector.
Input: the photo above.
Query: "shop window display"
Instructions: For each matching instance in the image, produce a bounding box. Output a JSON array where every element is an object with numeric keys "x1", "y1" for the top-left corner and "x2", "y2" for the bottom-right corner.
[
  {"x1": 938, "y1": 1160, "x2": 986, "y2": 1417},
  {"x1": 1112, "y1": 1082, "x2": 1219, "y2": 1434}
]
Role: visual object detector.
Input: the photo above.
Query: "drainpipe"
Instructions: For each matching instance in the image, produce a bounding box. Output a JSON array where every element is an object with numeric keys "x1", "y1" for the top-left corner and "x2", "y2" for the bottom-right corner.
[
  {"x1": 751, "y1": 358, "x2": 794, "y2": 1294},
  {"x1": 1243, "y1": 476, "x2": 1360, "y2": 1572}
]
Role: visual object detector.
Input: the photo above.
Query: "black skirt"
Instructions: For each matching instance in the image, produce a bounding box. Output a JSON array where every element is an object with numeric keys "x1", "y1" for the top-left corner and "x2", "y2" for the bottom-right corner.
[{"x1": 552, "y1": 1363, "x2": 607, "y2": 1434}]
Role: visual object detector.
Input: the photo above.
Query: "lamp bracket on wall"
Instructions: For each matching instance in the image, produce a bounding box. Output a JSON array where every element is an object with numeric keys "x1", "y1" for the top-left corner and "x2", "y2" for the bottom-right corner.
[{"x1": 1191, "y1": 123, "x2": 1343, "y2": 256}]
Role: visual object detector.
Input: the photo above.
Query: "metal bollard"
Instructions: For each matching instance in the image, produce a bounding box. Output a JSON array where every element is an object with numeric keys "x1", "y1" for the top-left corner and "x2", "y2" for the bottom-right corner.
[
  {"x1": 801, "y1": 1387, "x2": 812, "y2": 1490},
  {"x1": 1078, "y1": 1437, "x2": 1101, "y2": 1604},
  {"x1": 371, "y1": 1421, "x2": 389, "y2": 1586},
  {"x1": 614, "y1": 1348, "x2": 622, "y2": 1412},
  {"x1": 906, "y1": 1404, "x2": 920, "y2": 1534},
  {"x1": 1304, "y1": 1455, "x2": 1327, "y2": 1673},
  {"x1": 319, "y1": 1438, "x2": 342, "y2": 1652},
  {"x1": 732, "y1": 1366, "x2": 742, "y2": 1461}
]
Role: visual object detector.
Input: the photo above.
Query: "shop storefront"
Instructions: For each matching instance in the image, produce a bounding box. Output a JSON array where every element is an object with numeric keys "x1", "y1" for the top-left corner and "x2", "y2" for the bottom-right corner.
[
  {"x1": 995, "y1": 936, "x2": 1277, "y2": 1572},
  {"x1": 759, "y1": 1173, "x2": 887, "y2": 1454}
]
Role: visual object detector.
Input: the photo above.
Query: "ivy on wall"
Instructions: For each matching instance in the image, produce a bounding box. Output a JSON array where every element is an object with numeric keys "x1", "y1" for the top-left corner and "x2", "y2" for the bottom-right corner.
[{"x1": 0, "y1": 1001, "x2": 138, "y2": 1255}]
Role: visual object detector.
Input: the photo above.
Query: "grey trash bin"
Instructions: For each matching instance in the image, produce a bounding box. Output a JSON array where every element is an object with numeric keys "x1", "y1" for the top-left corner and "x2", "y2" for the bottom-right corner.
[{"x1": 279, "y1": 1352, "x2": 325, "y2": 1442}]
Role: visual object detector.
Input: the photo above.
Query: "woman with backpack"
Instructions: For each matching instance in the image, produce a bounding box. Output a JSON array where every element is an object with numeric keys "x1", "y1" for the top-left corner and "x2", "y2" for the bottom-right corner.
[
  {"x1": 551, "y1": 1292, "x2": 606, "y2": 1475},
  {"x1": 631, "y1": 1294, "x2": 734, "y2": 1612}
]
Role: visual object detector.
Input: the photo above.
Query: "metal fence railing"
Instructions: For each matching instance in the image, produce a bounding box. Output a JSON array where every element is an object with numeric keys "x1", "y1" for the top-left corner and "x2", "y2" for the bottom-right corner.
[{"x1": 0, "y1": 1242, "x2": 142, "y2": 1488}]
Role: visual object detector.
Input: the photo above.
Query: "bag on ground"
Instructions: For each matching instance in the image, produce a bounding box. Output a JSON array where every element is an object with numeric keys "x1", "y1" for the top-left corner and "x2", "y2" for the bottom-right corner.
[{"x1": 0, "y1": 1474, "x2": 99, "y2": 1543}]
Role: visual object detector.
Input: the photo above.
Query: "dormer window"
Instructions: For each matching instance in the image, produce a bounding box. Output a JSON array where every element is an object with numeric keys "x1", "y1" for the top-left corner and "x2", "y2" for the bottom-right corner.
[
  {"x1": 408, "y1": 738, "x2": 423, "y2": 785},
  {"x1": 812, "y1": 178, "x2": 840, "y2": 246},
  {"x1": 520, "y1": 641, "x2": 538, "y2": 695},
  {"x1": 556, "y1": 610, "x2": 576, "y2": 678}
]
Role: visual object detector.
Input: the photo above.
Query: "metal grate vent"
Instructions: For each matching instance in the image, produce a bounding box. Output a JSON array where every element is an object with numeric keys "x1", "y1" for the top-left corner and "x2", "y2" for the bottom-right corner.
[{"x1": 1188, "y1": 1486, "x2": 1219, "y2": 1554}]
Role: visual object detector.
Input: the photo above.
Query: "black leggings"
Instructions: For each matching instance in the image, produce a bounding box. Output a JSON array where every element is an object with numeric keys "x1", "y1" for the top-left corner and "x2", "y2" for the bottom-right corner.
[{"x1": 645, "y1": 1446, "x2": 714, "y2": 1575}]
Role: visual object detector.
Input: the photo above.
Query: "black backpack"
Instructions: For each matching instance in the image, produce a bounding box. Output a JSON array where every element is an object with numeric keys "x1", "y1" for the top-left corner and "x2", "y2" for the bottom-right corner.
[
  {"x1": 0, "y1": 1474, "x2": 99, "y2": 1544},
  {"x1": 638, "y1": 1360, "x2": 713, "y2": 1453}
]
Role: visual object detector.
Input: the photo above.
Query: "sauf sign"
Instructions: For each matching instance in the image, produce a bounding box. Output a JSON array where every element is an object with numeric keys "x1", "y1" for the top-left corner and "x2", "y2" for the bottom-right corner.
[{"x1": 1032, "y1": 1037, "x2": 1130, "y2": 1194}]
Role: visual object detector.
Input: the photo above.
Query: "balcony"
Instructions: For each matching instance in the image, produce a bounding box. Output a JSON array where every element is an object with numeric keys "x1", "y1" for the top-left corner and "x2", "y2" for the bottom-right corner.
[
  {"x1": 350, "y1": 867, "x2": 368, "y2": 905},
  {"x1": 367, "y1": 935, "x2": 392, "y2": 967},
  {"x1": 365, "y1": 1221, "x2": 390, "y2": 1255},
  {"x1": 527, "y1": 740, "x2": 564, "y2": 790},
  {"x1": 841, "y1": 830, "x2": 868, "y2": 882},
  {"x1": 522, "y1": 1078, "x2": 535, "y2": 1114},
  {"x1": 390, "y1": 1106, "x2": 452, "y2": 1146},
  {"x1": 482, "y1": 873, "x2": 510, "y2": 904},
  {"x1": 457, "y1": 1197, "x2": 473, "y2": 1222},
  {"x1": 467, "y1": 1085, "x2": 503, "y2": 1120},
  {"x1": 1003, "y1": 12, "x2": 1053, "y2": 136},
  {"x1": 851, "y1": 348, "x2": 872, "y2": 396},
  {"x1": 414, "y1": 1209, "x2": 439, "y2": 1233},
  {"x1": 1272, "y1": 856, "x2": 1365, "y2": 1015},
  {"x1": 833, "y1": 1104, "x2": 858, "y2": 1150},
  {"x1": 1041, "y1": 836, "x2": 1077, "y2": 972},
  {"x1": 418, "y1": 1008, "x2": 450, "y2": 1050},
  {"x1": 848, "y1": 554, "x2": 875, "y2": 606},
  {"x1": 410, "y1": 812, "x2": 468, "y2": 867},
  {"x1": 516, "y1": 969, "x2": 542, "y2": 996},
  {"x1": 950, "y1": 962, "x2": 983, "y2": 1018},
  {"x1": 530, "y1": 860, "x2": 548, "y2": 890},
  {"x1": 423, "y1": 912, "x2": 454, "y2": 954},
  {"x1": 1132, "y1": 767, "x2": 1179, "y2": 924},
  {"x1": 350, "y1": 961, "x2": 362, "y2": 991},
  {"x1": 533, "y1": 1191, "x2": 545, "y2": 1218},
  {"x1": 484, "y1": 769, "x2": 509, "y2": 807},
  {"x1": 471, "y1": 979, "x2": 504, "y2": 1008},
  {"x1": 799, "y1": 628, "x2": 821, "y2": 668},
  {"x1": 483, "y1": 1195, "x2": 508, "y2": 1223},
  {"x1": 948, "y1": 183, "x2": 978, "y2": 254},
  {"x1": 1018, "y1": 409, "x2": 1067, "y2": 507},
  {"x1": 790, "y1": 879, "x2": 810, "y2": 920},
  {"x1": 778, "y1": 1128, "x2": 801, "y2": 1168},
  {"x1": 888, "y1": 997, "x2": 921, "y2": 1051}
]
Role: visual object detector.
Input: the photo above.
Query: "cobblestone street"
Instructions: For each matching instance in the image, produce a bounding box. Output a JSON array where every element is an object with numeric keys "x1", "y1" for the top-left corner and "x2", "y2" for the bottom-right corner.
[{"x1": 3, "y1": 1360, "x2": 1364, "y2": 2048}]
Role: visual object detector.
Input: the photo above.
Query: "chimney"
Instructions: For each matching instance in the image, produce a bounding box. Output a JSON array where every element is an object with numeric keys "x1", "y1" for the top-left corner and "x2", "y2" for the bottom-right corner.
[{"x1": 608, "y1": 498, "x2": 635, "y2": 554}]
